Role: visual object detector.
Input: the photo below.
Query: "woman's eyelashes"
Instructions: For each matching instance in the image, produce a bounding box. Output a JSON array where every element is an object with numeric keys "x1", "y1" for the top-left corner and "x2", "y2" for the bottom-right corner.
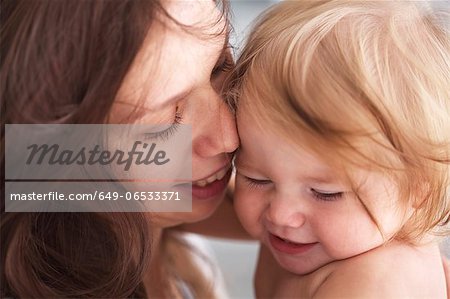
[{"x1": 144, "y1": 106, "x2": 183, "y2": 141}]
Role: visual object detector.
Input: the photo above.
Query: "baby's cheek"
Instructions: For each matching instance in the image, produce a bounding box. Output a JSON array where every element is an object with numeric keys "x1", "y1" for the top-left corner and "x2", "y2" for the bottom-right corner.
[
  {"x1": 313, "y1": 215, "x2": 384, "y2": 260},
  {"x1": 234, "y1": 185, "x2": 265, "y2": 238}
]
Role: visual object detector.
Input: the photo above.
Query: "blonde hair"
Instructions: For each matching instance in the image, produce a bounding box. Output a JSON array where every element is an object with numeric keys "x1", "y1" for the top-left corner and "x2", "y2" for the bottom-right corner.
[
  {"x1": 228, "y1": 0, "x2": 450, "y2": 242},
  {"x1": 161, "y1": 231, "x2": 222, "y2": 299}
]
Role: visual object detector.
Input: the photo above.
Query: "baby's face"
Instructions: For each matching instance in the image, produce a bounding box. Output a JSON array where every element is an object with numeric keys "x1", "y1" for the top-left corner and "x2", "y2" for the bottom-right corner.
[{"x1": 234, "y1": 104, "x2": 406, "y2": 275}]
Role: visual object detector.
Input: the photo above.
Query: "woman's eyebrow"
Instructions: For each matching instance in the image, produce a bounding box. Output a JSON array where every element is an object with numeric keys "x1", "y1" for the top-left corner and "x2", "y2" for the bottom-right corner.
[
  {"x1": 222, "y1": 30, "x2": 230, "y2": 52},
  {"x1": 151, "y1": 88, "x2": 194, "y2": 110},
  {"x1": 214, "y1": 28, "x2": 231, "y2": 60},
  {"x1": 165, "y1": 89, "x2": 193, "y2": 106}
]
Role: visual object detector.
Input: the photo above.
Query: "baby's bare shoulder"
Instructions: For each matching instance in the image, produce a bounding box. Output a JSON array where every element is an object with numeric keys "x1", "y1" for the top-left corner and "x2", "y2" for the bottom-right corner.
[{"x1": 313, "y1": 242, "x2": 446, "y2": 299}]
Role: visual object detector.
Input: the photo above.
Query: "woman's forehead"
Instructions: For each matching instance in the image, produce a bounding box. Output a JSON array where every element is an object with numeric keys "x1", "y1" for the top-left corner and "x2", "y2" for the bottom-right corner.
[
  {"x1": 115, "y1": 0, "x2": 227, "y2": 110},
  {"x1": 164, "y1": 0, "x2": 225, "y2": 30}
]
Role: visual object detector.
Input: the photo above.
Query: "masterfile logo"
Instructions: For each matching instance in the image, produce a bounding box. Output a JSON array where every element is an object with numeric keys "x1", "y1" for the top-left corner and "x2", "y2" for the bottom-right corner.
[{"x1": 4, "y1": 124, "x2": 192, "y2": 212}]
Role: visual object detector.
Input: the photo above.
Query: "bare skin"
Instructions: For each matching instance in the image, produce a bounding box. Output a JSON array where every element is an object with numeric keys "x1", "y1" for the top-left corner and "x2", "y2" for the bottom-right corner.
[
  {"x1": 255, "y1": 243, "x2": 447, "y2": 298},
  {"x1": 443, "y1": 257, "x2": 450, "y2": 299}
]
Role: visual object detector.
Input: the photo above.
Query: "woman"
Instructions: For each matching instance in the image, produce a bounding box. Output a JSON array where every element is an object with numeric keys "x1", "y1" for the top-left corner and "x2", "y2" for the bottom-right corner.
[{"x1": 1, "y1": 0, "x2": 242, "y2": 297}]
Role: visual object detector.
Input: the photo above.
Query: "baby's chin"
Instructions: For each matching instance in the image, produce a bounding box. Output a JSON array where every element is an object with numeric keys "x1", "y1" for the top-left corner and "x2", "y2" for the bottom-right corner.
[
  {"x1": 277, "y1": 259, "x2": 325, "y2": 275},
  {"x1": 268, "y1": 247, "x2": 333, "y2": 276}
]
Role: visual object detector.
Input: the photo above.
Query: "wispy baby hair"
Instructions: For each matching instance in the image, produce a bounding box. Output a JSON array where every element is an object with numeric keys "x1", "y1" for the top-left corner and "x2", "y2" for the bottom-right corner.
[{"x1": 228, "y1": 0, "x2": 450, "y2": 242}]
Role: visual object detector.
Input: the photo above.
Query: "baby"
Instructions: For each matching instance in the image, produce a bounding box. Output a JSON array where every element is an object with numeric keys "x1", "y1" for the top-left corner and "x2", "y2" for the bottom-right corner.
[{"x1": 229, "y1": 1, "x2": 450, "y2": 297}]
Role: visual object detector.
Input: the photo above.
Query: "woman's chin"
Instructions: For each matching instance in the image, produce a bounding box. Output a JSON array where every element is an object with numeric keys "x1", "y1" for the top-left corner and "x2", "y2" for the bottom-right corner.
[
  {"x1": 188, "y1": 191, "x2": 226, "y2": 221},
  {"x1": 151, "y1": 191, "x2": 226, "y2": 228}
]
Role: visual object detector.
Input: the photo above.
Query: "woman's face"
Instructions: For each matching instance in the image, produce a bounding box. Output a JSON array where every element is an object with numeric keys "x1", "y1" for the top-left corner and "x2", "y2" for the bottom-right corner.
[{"x1": 110, "y1": 0, "x2": 238, "y2": 227}]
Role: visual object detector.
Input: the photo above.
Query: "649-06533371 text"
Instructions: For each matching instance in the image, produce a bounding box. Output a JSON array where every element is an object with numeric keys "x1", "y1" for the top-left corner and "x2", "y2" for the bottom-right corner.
[{"x1": 9, "y1": 191, "x2": 182, "y2": 201}]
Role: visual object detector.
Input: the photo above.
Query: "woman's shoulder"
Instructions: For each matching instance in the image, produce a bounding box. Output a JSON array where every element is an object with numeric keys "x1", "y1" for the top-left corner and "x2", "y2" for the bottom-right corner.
[{"x1": 313, "y1": 241, "x2": 446, "y2": 298}]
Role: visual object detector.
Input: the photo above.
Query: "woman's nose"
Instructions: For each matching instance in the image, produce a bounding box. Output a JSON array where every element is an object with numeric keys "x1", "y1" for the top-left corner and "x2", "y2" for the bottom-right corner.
[
  {"x1": 265, "y1": 194, "x2": 307, "y2": 229},
  {"x1": 192, "y1": 87, "x2": 239, "y2": 158}
]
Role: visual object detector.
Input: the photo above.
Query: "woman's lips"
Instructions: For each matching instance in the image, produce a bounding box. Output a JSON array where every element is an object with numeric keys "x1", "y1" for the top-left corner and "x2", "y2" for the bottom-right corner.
[
  {"x1": 174, "y1": 166, "x2": 232, "y2": 200},
  {"x1": 191, "y1": 167, "x2": 232, "y2": 200},
  {"x1": 192, "y1": 166, "x2": 230, "y2": 187},
  {"x1": 269, "y1": 233, "x2": 318, "y2": 255}
]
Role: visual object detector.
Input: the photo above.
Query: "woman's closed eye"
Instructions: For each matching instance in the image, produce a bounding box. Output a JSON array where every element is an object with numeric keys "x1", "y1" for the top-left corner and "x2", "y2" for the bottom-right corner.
[
  {"x1": 310, "y1": 189, "x2": 343, "y2": 202},
  {"x1": 144, "y1": 106, "x2": 183, "y2": 141}
]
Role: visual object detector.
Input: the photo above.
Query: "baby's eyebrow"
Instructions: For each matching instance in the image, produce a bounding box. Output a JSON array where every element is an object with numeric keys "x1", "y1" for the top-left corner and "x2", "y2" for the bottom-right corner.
[
  {"x1": 303, "y1": 176, "x2": 337, "y2": 185},
  {"x1": 234, "y1": 157, "x2": 259, "y2": 172}
]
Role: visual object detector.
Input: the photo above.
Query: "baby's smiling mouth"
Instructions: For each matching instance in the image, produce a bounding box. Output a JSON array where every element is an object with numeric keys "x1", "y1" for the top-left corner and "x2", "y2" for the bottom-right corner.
[{"x1": 269, "y1": 233, "x2": 318, "y2": 255}]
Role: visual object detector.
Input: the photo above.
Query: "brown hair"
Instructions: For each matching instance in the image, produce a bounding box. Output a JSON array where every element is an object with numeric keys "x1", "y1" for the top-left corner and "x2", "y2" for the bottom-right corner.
[
  {"x1": 1, "y1": 0, "x2": 158, "y2": 297},
  {"x1": 1, "y1": 0, "x2": 228, "y2": 297},
  {"x1": 228, "y1": 1, "x2": 450, "y2": 243}
]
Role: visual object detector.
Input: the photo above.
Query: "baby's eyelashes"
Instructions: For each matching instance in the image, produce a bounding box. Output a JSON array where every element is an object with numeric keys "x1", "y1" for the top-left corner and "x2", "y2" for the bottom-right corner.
[
  {"x1": 235, "y1": 165, "x2": 272, "y2": 187},
  {"x1": 310, "y1": 188, "x2": 344, "y2": 202},
  {"x1": 238, "y1": 173, "x2": 272, "y2": 189}
]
